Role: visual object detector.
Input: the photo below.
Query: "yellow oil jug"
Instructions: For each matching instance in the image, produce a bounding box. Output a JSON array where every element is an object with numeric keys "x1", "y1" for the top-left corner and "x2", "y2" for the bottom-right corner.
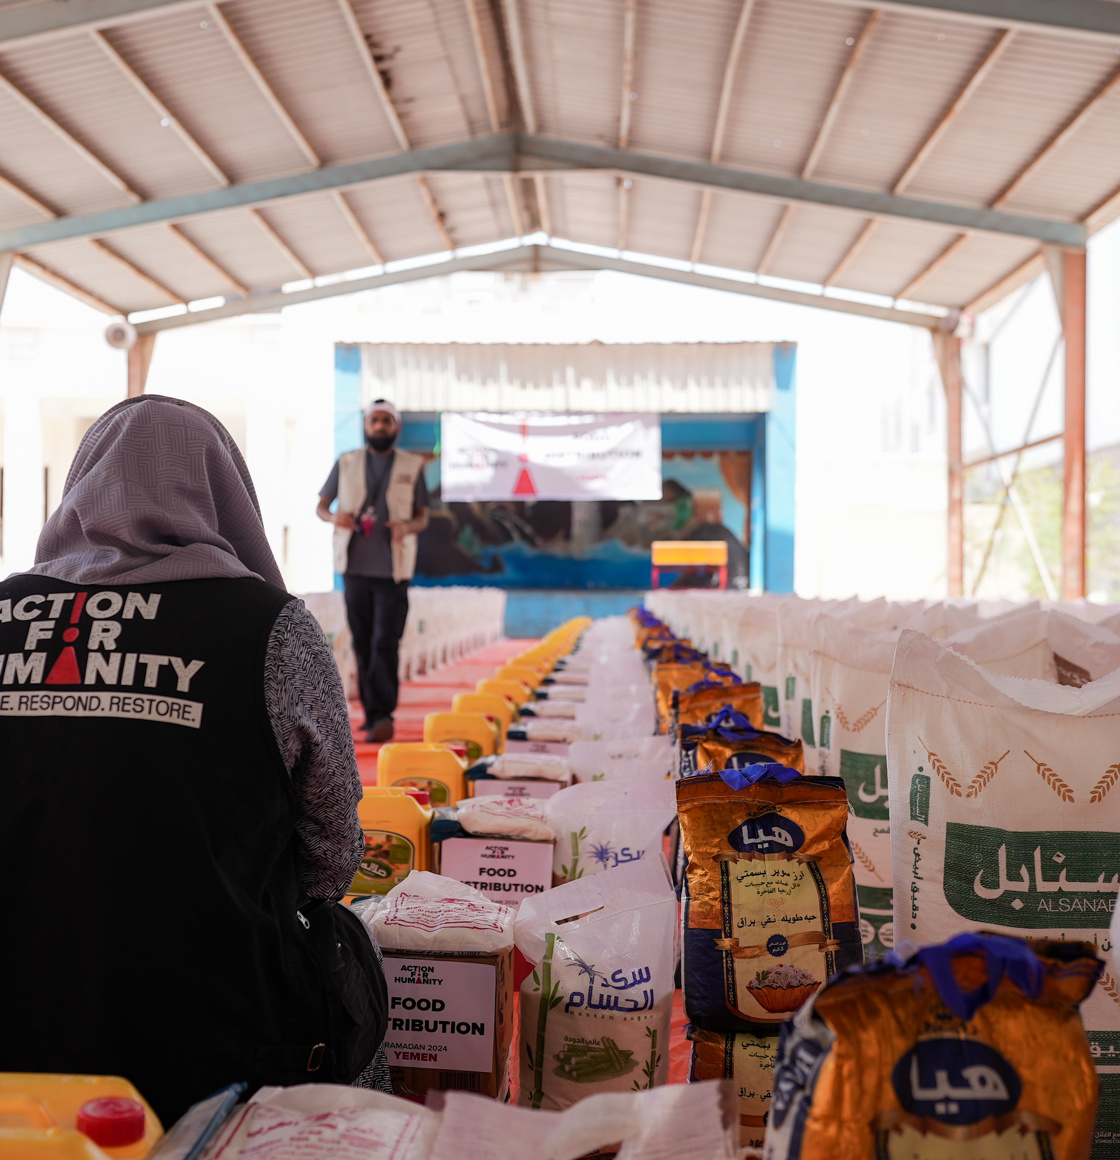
[
  {"x1": 0, "y1": 1074, "x2": 162, "y2": 1159},
  {"x1": 376, "y1": 742, "x2": 468, "y2": 807},
  {"x1": 347, "y1": 787, "x2": 432, "y2": 901}
]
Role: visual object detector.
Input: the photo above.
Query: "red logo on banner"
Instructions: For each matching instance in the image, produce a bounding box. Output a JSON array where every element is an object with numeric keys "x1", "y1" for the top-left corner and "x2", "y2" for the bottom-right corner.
[
  {"x1": 512, "y1": 467, "x2": 537, "y2": 496},
  {"x1": 45, "y1": 647, "x2": 81, "y2": 685}
]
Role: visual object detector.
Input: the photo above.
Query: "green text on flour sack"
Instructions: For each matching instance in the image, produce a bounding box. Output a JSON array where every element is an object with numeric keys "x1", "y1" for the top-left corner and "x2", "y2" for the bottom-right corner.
[{"x1": 944, "y1": 823, "x2": 1120, "y2": 928}]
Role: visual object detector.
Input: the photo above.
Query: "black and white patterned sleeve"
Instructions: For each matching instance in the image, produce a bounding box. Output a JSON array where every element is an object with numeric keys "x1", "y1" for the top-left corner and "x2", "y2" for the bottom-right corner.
[{"x1": 264, "y1": 598, "x2": 364, "y2": 900}]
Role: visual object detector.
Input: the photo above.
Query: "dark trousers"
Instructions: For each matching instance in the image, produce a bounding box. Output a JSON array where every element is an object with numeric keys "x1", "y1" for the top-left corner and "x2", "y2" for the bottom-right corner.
[{"x1": 343, "y1": 575, "x2": 410, "y2": 726}]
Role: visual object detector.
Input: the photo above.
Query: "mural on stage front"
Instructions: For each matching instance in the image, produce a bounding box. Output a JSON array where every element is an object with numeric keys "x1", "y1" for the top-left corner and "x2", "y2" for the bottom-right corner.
[{"x1": 413, "y1": 451, "x2": 751, "y2": 590}]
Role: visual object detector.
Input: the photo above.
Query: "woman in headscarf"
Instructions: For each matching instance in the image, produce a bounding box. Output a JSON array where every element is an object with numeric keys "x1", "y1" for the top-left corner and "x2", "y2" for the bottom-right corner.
[{"x1": 0, "y1": 395, "x2": 388, "y2": 1125}]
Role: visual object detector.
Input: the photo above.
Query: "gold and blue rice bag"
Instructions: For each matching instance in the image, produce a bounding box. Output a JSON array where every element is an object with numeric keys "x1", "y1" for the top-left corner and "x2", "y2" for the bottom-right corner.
[
  {"x1": 690, "y1": 1025, "x2": 778, "y2": 1151},
  {"x1": 763, "y1": 932, "x2": 1101, "y2": 1160},
  {"x1": 678, "y1": 764, "x2": 861, "y2": 1034},
  {"x1": 673, "y1": 678, "x2": 765, "y2": 735},
  {"x1": 679, "y1": 710, "x2": 805, "y2": 777}
]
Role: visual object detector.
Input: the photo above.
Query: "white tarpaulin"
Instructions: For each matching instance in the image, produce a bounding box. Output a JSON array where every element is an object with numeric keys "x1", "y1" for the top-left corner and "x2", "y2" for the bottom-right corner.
[{"x1": 440, "y1": 412, "x2": 661, "y2": 502}]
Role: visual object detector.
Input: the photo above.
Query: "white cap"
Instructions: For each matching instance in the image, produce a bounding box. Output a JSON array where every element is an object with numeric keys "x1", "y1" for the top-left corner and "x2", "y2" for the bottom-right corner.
[{"x1": 364, "y1": 398, "x2": 400, "y2": 425}]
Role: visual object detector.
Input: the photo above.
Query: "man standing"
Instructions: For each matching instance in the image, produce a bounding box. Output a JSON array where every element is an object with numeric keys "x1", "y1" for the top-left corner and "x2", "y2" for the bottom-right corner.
[{"x1": 317, "y1": 400, "x2": 429, "y2": 742}]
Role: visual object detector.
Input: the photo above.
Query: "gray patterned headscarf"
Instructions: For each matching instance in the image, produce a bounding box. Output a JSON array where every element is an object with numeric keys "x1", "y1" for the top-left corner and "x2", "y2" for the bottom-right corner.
[{"x1": 28, "y1": 394, "x2": 285, "y2": 587}]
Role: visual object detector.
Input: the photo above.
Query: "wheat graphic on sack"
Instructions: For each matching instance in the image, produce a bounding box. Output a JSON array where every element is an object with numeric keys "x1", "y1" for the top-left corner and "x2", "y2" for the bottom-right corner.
[
  {"x1": 1101, "y1": 971, "x2": 1120, "y2": 1006},
  {"x1": 1090, "y1": 762, "x2": 1120, "y2": 804},
  {"x1": 917, "y1": 737, "x2": 964, "y2": 797},
  {"x1": 849, "y1": 839, "x2": 882, "y2": 882},
  {"x1": 827, "y1": 691, "x2": 885, "y2": 734},
  {"x1": 965, "y1": 750, "x2": 1011, "y2": 799},
  {"x1": 1024, "y1": 751, "x2": 1075, "y2": 803}
]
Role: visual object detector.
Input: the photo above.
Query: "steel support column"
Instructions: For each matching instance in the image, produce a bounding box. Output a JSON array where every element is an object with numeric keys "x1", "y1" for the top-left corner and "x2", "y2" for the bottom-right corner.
[
  {"x1": 933, "y1": 328, "x2": 964, "y2": 596},
  {"x1": 0, "y1": 251, "x2": 13, "y2": 318},
  {"x1": 127, "y1": 332, "x2": 156, "y2": 397},
  {"x1": 1061, "y1": 248, "x2": 1088, "y2": 599}
]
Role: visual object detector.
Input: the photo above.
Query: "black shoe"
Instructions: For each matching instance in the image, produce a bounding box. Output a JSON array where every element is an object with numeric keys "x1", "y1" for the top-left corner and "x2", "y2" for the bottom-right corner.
[{"x1": 365, "y1": 718, "x2": 394, "y2": 743}]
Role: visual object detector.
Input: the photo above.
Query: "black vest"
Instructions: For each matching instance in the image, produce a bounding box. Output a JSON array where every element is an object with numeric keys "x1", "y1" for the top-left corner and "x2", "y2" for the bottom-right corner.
[{"x1": 0, "y1": 575, "x2": 370, "y2": 1123}]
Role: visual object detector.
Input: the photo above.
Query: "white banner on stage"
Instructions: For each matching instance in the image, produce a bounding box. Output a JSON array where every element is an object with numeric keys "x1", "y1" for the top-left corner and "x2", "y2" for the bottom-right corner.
[{"x1": 440, "y1": 412, "x2": 662, "y2": 502}]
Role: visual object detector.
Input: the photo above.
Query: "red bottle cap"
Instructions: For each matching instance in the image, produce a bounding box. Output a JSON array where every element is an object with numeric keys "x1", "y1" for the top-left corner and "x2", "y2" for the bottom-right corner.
[
  {"x1": 76, "y1": 1098, "x2": 146, "y2": 1147},
  {"x1": 403, "y1": 788, "x2": 431, "y2": 806}
]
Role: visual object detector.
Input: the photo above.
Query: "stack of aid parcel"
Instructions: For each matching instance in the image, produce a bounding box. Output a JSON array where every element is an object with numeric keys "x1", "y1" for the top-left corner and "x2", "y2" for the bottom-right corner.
[
  {"x1": 763, "y1": 932, "x2": 1102, "y2": 1160},
  {"x1": 361, "y1": 872, "x2": 516, "y2": 1099},
  {"x1": 431, "y1": 795, "x2": 555, "y2": 900},
  {"x1": 677, "y1": 762, "x2": 863, "y2": 1153}
]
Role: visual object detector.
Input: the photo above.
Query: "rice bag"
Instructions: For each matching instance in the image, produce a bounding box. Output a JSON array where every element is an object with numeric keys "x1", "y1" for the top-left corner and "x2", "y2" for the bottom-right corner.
[
  {"x1": 515, "y1": 857, "x2": 678, "y2": 1109},
  {"x1": 654, "y1": 662, "x2": 710, "y2": 729},
  {"x1": 673, "y1": 679, "x2": 765, "y2": 735},
  {"x1": 764, "y1": 933, "x2": 1102, "y2": 1160},
  {"x1": 507, "y1": 719, "x2": 583, "y2": 745},
  {"x1": 680, "y1": 710, "x2": 805, "y2": 776},
  {"x1": 545, "y1": 778, "x2": 677, "y2": 883},
  {"x1": 363, "y1": 871, "x2": 515, "y2": 954},
  {"x1": 481, "y1": 753, "x2": 572, "y2": 781},
  {"x1": 677, "y1": 764, "x2": 861, "y2": 1033},
  {"x1": 455, "y1": 796, "x2": 553, "y2": 842},
  {"x1": 689, "y1": 1026, "x2": 778, "y2": 1152}
]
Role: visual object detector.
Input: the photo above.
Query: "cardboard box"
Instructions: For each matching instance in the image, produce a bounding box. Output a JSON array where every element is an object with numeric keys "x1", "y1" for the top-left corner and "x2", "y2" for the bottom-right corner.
[
  {"x1": 437, "y1": 835, "x2": 554, "y2": 898},
  {"x1": 503, "y1": 737, "x2": 572, "y2": 758},
  {"x1": 382, "y1": 945, "x2": 514, "y2": 1099}
]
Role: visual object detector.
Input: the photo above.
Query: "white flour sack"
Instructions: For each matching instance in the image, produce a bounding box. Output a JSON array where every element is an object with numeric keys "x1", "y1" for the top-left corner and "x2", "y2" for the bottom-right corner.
[
  {"x1": 545, "y1": 779, "x2": 676, "y2": 883},
  {"x1": 514, "y1": 857, "x2": 677, "y2": 1110},
  {"x1": 567, "y1": 736, "x2": 674, "y2": 783},
  {"x1": 729, "y1": 597, "x2": 785, "y2": 723},
  {"x1": 887, "y1": 629, "x2": 1120, "y2": 1144},
  {"x1": 810, "y1": 613, "x2": 906, "y2": 959},
  {"x1": 946, "y1": 607, "x2": 1120, "y2": 685}
]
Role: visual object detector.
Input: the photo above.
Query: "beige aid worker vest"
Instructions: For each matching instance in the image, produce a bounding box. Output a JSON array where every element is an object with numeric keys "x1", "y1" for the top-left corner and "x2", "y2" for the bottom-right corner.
[{"x1": 332, "y1": 447, "x2": 424, "y2": 582}]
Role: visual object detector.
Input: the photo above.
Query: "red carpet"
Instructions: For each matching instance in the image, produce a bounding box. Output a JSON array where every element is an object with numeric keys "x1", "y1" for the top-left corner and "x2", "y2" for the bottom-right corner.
[{"x1": 350, "y1": 639, "x2": 539, "y2": 784}]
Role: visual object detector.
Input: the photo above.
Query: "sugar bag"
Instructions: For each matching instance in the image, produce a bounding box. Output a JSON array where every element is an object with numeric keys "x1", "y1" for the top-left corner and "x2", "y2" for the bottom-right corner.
[{"x1": 514, "y1": 857, "x2": 678, "y2": 1109}]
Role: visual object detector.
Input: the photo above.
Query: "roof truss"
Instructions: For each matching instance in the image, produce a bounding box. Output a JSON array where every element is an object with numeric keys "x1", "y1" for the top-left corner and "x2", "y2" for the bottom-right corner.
[
  {"x1": 0, "y1": 132, "x2": 1086, "y2": 254},
  {"x1": 130, "y1": 242, "x2": 946, "y2": 333}
]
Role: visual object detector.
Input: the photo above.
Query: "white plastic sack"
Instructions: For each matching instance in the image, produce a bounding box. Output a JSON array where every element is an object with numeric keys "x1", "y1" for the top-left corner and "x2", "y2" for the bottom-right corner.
[
  {"x1": 810, "y1": 612, "x2": 901, "y2": 956},
  {"x1": 432, "y1": 1084, "x2": 736, "y2": 1160},
  {"x1": 515, "y1": 857, "x2": 678, "y2": 1110},
  {"x1": 363, "y1": 872, "x2": 515, "y2": 953},
  {"x1": 945, "y1": 607, "x2": 1120, "y2": 684},
  {"x1": 545, "y1": 779, "x2": 676, "y2": 882},
  {"x1": 567, "y1": 736, "x2": 675, "y2": 783},
  {"x1": 201, "y1": 1085, "x2": 435, "y2": 1160},
  {"x1": 487, "y1": 753, "x2": 572, "y2": 781},
  {"x1": 575, "y1": 699, "x2": 655, "y2": 741},
  {"x1": 888, "y1": 630, "x2": 1120, "y2": 1110},
  {"x1": 455, "y1": 796, "x2": 553, "y2": 842}
]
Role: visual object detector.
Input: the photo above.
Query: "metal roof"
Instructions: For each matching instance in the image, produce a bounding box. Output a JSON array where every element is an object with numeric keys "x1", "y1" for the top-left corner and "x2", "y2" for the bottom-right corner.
[
  {"x1": 3, "y1": 0, "x2": 1120, "y2": 323},
  {"x1": 359, "y1": 340, "x2": 778, "y2": 412}
]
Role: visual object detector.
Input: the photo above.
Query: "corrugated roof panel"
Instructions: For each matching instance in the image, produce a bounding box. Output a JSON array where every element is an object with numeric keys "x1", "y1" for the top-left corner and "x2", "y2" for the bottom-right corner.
[
  {"x1": 809, "y1": 12, "x2": 997, "y2": 196},
  {"x1": 92, "y1": 221, "x2": 233, "y2": 304},
  {"x1": 523, "y1": 0, "x2": 621, "y2": 144},
  {"x1": 170, "y1": 206, "x2": 318, "y2": 293},
  {"x1": 343, "y1": 176, "x2": 456, "y2": 261},
  {"x1": 0, "y1": 31, "x2": 221, "y2": 201},
  {"x1": 218, "y1": 0, "x2": 402, "y2": 166},
  {"x1": 693, "y1": 190, "x2": 786, "y2": 273},
  {"x1": 715, "y1": 0, "x2": 870, "y2": 178},
  {"x1": 24, "y1": 236, "x2": 180, "y2": 313},
  {"x1": 627, "y1": 0, "x2": 744, "y2": 162},
  {"x1": 0, "y1": 73, "x2": 133, "y2": 220},
  {"x1": 360, "y1": 340, "x2": 776, "y2": 413},
  {"x1": 250, "y1": 193, "x2": 384, "y2": 278},
  {"x1": 545, "y1": 172, "x2": 618, "y2": 251},
  {"x1": 0, "y1": 184, "x2": 46, "y2": 229},
  {"x1": 349, "y1": 0, "x2": 486, "y2": 148},
  {"x1": 836, "y1": 218, "x2": 965, "y2": 298},
  {"x1": 101, "y1": 9, "x2": 313, "y2": 183},
  {"x1": 765, "y1": 204, "x2": 896, "y2": 287},
  {"x1": 625, "y1": 177, "x2": 704, "y2": 262},
  {"x1": 908, "y1": 232, "x2": 1039, "y2": 308},
  {"x1": 422, "y1": 173, "x2": 510, "y2": 247},
  {"x1": 903, "y1": 30, "x2": 1120, "y2": 211}
]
